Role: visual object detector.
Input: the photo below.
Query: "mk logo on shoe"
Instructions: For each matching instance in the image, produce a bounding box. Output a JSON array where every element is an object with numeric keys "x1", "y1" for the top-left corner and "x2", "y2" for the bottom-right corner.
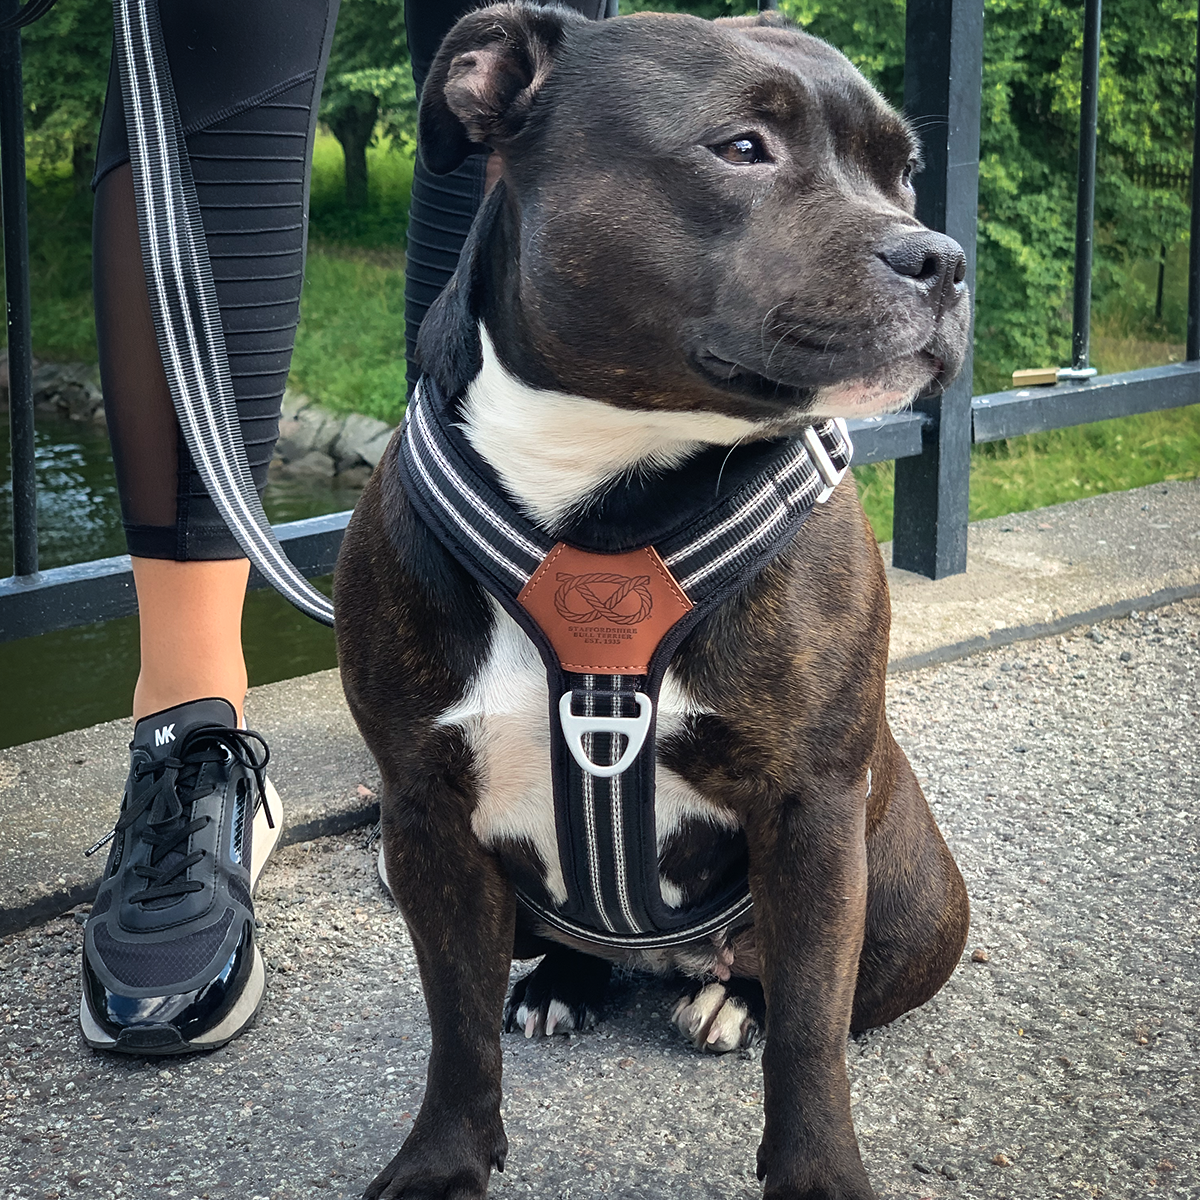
[
  {"x1": 553, "y1": 572, "x2": 654, "y2": 626},
  {"x1": 154, "y1": 724, "x2": 176, "y2": 747}
]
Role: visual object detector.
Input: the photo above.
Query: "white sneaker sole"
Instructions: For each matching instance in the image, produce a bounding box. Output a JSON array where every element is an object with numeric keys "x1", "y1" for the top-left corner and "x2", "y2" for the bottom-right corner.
[{"x1": 80, "y1": 777, "x2": 283, "y2": 1054}]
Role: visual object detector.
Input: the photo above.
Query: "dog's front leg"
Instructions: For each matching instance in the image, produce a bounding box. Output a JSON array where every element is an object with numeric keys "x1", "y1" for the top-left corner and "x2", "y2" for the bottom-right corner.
[
  {"x1": 745, "y1": 782, "x2": 874, "y2": 1200},
  {"x1": 365, "y1": 766, "x2": 514, "y2": 1200}
]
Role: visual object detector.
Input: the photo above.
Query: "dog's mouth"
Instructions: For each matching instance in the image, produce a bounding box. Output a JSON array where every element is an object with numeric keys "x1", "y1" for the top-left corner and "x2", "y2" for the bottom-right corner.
[
  {"x1": 689, "y1": 349, "x2": 812, "y2": 406},
  {"x1": 690, "y1": 346, "x2": 947, "y2": 416}
]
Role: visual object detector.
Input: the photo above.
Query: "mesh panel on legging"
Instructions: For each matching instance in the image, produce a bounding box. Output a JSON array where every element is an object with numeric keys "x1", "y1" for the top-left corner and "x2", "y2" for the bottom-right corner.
[{"x1": 94, "y1": 77, "x2": 319, "y2": 560}]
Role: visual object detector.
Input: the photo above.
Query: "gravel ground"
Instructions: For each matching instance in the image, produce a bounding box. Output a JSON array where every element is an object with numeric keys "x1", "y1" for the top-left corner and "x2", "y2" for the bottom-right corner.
[{"x1": 2, "y1": 599, "x2": 1197, "y2": 1200}]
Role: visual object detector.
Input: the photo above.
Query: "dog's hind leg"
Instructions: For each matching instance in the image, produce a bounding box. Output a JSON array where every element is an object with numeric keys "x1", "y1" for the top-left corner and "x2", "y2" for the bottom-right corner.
[
  {"x1": 363, "y1": 762, "x2": 515, "y2": 1200},
  {"x1": 852, "y1": 736, "x2": 970, "y2": 1033},
  {"x1": 504, "y1": 947, "x2": 611, "y2": 1037}
]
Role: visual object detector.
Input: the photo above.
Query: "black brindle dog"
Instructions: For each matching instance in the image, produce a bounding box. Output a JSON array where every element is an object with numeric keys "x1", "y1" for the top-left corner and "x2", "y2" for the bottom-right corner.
[{"x1": 335, "y1": 6, "x2": 971, "y2": 1198}]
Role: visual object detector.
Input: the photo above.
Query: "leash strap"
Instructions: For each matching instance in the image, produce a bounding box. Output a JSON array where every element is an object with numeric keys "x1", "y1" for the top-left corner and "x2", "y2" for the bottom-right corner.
[
  {"x1": 112, "y1": 0, "x2": 335, "y2": 626},
  {"x1": 400, "y1": 378, "x2": 853, "y2": 948}
]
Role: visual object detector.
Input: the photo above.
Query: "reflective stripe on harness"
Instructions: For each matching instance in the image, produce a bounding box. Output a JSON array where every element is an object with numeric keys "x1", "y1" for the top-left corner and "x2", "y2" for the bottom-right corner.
[{"x1": 400, "y1": 376, "x2": 852, "y2": 949}]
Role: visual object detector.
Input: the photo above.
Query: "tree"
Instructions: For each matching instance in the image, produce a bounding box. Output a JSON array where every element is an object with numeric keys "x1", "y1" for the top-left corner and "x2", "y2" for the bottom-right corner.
[
  {"x1": 777, "y1": 0, "x2": 1196, "y2": 385},
  {"x1": 320, "y1": 0, "x2": 410, "y2": 208},
  {"x1": 19, "y1": 5, "x2": 112, "y2": 190}
]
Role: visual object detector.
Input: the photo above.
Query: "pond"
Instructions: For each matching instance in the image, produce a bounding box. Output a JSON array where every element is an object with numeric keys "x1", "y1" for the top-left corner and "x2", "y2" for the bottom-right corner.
[{"x1": 0, "y1": 412, "x2": 361, "y2": 749}]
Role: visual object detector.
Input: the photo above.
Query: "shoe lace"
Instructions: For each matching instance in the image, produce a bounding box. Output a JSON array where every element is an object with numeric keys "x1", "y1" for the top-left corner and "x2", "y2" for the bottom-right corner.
[{"x1": 84, "y1": 727, "x2": 273, "y2": 905}]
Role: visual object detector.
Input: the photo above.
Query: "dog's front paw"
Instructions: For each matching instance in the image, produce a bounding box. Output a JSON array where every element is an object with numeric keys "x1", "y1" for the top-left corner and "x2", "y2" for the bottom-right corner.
[
  {"x1": 503, "y1": 947, "x2": 611, "y2": 1038},
  {"x1": 363, "y1": 1117, "x2": 506, "y2": 1200},
  {"x1": 671, "y1": 980, "x2": 763, "y2": 1052}
]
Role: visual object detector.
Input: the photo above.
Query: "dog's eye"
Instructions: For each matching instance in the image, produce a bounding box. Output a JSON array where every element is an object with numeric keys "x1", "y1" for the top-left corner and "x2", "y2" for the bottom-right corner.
[{"x1": 711, "y1": 135, "x2": 770, "y2": 165}]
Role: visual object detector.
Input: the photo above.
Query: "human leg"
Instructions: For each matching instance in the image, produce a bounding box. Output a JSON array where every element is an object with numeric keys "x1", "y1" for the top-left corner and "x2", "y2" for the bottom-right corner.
[{"x1": 82, "y1": 0, "x2": 339, "y2": 1053}]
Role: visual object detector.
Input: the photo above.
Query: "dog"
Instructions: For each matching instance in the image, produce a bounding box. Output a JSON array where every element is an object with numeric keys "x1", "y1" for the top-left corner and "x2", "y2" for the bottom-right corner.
[{"x1": 334, "y1": 5, "x2": 972, "y2": 1198}]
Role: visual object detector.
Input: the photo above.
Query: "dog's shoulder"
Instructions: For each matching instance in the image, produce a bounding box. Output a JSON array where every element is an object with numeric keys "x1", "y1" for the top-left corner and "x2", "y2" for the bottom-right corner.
[{"x1": 334, "y1": 431, "x2": 495, "y2": 731}]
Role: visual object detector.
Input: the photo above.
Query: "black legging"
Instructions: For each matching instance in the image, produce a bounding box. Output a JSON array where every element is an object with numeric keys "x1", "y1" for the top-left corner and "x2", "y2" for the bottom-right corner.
[{"x1": 94, "y1": 0, "x2": 608, "y2": 562}]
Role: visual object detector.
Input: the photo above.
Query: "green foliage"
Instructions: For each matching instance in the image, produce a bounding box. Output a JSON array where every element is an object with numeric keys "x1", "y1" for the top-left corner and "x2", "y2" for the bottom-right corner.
[
  {"x1": 307, "y1": 130, "x2": 414, "y2": 248},
  {"x1": 18, "y1": 5, "x2": 112, "y2": 189},
  {"x1": 854, "y1": 404, "x2": 1200, "y2": 541},
  {"x1": 618, "y1": 1, "x2": 759, "y2": 16},
  {"x1": 319, "y1": 0, "x2": 410, "y2": 206},
  {"x1": 0, "y1": 172, "x2": 96, "y2": 360}
]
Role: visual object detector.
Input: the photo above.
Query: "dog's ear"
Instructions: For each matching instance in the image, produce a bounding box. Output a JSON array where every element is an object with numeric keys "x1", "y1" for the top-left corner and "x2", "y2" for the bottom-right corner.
[{"x1": 419, "y1": 2, "x2": 580, "y2": 176}]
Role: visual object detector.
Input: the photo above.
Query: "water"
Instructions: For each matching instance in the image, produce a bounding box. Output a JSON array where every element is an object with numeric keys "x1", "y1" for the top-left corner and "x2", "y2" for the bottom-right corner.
[{"x1": 0, "y1": 412, "x2": 362, "y2": 749}]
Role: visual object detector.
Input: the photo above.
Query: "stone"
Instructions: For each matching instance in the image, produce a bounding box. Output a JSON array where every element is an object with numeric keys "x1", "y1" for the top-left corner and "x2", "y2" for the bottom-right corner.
[
  {"x1": 283, "y1": 450, "x2": 336, "y2": 479},
  {"x1": 335, "y1": 465, "x2": 372, "y2": 489},
  {"x1": 333, "y1": 412, "x2": 395, "y2": 468},
  {"x1": 280, "y1": 389, "x2": 316, "y2": 421}
]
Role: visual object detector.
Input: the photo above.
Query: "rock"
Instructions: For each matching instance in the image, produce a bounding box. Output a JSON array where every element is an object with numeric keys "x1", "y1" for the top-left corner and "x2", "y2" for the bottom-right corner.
[
  {"x1": 357, "y1": 426, "x2": 396, "y2": 468},
  {"x1": 2, "y1": 356, "x2": 106, "y2": 425},
  {"x1": 280, "y1": 389, "x2": 316, "y2": 421},
  {"x1": 991, "y1": 1152, "x2": 1011, "y2": 1167},
  {"x1": 294, "y1": 405, "x2": 341, "y2": 456},
  {"x1": 283, "y1": 450, "x2": 336, "y2": 479},
  {"x1": 971, "y1": 948, "x2": 990, "y2": 962},
  {"x1": 333, "y1": 412, "x2": 395, "y2": 468},
  {"x1": 274, "y1": 434, "x2": 313, "y2": 463},
  {"x1": 912, "y1": 1160, "x2": 933, "y2": 1174},
  {"x1": 335, "y1": 465, "x2": 372, "y2": 489}
]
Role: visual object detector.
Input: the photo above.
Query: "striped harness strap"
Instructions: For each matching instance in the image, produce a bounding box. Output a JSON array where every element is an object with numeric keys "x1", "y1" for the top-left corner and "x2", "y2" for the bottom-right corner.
[
  {"x1": 113, "y1": 0, "x2": 335, "y2": 625},
  {"x1": 401, "y1": 377, "x2": 853, "y2": 949}
]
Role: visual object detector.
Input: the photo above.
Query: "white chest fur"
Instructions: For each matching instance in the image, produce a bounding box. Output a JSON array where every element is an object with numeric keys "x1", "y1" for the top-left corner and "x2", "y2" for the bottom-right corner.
[
  {"x1": 437, "y1": 328, "x2": 752, "y2": 906},
  {"x1": 437, "y1": 598, "x2": 739, "y2": 907}
]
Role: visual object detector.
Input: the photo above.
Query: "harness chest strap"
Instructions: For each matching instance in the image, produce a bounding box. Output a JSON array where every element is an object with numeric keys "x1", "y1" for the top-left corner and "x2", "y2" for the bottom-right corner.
[{"x1": 399, "y1": 379, "x2": 853, "y2": 949}]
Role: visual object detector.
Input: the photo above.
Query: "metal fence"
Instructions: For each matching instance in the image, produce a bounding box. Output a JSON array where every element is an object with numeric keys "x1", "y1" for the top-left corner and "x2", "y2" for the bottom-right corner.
[{"x1": 2, "y1": 0, "x2": 1199, "y2": 642}]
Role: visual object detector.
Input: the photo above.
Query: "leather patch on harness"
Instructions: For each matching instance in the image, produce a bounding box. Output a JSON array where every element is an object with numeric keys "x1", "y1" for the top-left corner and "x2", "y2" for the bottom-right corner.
[{"x1": 517, "y1": 544, "x2": 693, "y2": 674}]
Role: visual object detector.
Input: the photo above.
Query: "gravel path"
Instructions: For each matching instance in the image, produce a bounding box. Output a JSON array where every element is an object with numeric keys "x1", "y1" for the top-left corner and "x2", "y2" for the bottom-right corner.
[{"x1": 2, "y1": 600, "x2": 1197, "y2": 1200}]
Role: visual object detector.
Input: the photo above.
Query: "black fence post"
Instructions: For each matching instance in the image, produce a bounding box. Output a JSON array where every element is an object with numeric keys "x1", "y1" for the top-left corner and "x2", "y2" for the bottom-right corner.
[
  {"x1": 892, "y1": 0, "x2": 984, "y2": 579},
  {"x1": 1070, "y1": 0, "x2": 1102, "y2": 373},
  {"x1": 1188, "y1": 8, "x2": 1200, "y2": 362},
  {"x1": 1, "y1": 0, "x2": 39, "y2": 577}
]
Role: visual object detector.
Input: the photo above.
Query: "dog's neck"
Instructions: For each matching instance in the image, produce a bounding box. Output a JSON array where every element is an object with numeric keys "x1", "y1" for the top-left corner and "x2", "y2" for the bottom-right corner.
[{"x1": 458, "y1": 326, "x2": 768, "y2": 530}]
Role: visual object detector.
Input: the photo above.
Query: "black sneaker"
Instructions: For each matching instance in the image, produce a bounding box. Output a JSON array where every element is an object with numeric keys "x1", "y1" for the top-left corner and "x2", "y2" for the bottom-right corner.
[{"x1": 79, "y1": 698, "x2": 282, "y2": 1055}]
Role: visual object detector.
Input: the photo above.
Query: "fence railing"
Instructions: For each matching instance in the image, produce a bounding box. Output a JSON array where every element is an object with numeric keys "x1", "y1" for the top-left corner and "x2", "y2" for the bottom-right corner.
[{"x1": 2, "y1": 0, "x2": 1199, "y2": 643}]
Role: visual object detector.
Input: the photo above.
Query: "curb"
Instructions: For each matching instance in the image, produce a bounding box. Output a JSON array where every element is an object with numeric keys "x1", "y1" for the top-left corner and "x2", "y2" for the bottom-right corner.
[{"x1": 887, "y1": 581, "x2": 1200, "y2": 674}]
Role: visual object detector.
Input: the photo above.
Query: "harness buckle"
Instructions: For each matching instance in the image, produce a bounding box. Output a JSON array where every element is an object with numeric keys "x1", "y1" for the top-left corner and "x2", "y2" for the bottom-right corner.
[
  {"x1": 558, "y1": 691, "x2": 653, "y2": 779},
  {"x1": 803, "y1": 419, "x2": 850, "y2": 503}
]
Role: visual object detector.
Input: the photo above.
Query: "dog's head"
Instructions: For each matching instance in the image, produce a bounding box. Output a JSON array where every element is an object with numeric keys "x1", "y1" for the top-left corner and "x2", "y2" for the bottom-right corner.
[{"x1": 418, "y1": 3, "x2": 971, "y2": 426}]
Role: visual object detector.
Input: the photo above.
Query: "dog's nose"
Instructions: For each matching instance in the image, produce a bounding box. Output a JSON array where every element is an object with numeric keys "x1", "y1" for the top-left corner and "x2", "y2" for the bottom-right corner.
[{"x1": 877, "y1": 231, "x2": 967, "y2": 292}]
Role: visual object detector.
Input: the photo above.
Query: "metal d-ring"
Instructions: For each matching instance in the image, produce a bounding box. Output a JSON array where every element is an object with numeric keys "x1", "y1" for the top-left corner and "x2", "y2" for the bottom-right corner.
[{"x1": 558, "y1": 691, "x2": 653, "y2": 779}]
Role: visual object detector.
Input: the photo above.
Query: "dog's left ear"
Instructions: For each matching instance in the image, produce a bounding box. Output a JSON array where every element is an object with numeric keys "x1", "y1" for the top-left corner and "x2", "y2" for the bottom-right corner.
[{"x1": 419, "y1": 2, "x2": 581, "y2": 175}]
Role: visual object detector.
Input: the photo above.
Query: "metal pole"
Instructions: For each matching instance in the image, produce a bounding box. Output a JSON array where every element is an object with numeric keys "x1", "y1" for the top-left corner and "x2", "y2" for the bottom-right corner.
[
  {"x1": 0, "y1": 0, "x2": 38, "y2": 577},
  {"x1": 1188, "y1": 9, "x2": 1200, "y2": 361},
  {"x1": 1069, "y1": 0, "x2": 1102, "y2": 375},
  {"x1": 891, "y1": 0, "x2": 984, "y2": 579}
]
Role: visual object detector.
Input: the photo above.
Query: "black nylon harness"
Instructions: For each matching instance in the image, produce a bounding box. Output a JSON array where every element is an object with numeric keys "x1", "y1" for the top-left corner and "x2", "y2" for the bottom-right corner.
[{"x1": 400, "y1": 376, "x2": 853, "y2": 950}]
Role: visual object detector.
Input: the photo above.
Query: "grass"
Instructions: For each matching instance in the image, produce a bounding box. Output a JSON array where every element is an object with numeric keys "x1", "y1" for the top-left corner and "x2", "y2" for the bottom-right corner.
[
  {"x1": 286, "y1": 132, "x2": 413, "y2": 423},
  {"x1": 853, "y1": 404, "x2": 1200, "y2": 542}
]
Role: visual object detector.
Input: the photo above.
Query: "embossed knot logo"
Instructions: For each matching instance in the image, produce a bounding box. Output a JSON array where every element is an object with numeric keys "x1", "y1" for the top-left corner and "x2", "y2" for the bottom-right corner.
[{"x1": 553, "y1": 572, "x2": 654, "y2": 626}]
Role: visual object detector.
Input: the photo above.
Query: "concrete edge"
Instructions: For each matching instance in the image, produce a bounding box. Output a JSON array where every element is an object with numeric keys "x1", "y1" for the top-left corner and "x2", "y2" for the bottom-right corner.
[
  {"x1": 0, "y1": 801, "x2": 379, "y2": 939},
  {"x1": 887, "y1": 581, "x2": 1200, "y2": 675}
]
